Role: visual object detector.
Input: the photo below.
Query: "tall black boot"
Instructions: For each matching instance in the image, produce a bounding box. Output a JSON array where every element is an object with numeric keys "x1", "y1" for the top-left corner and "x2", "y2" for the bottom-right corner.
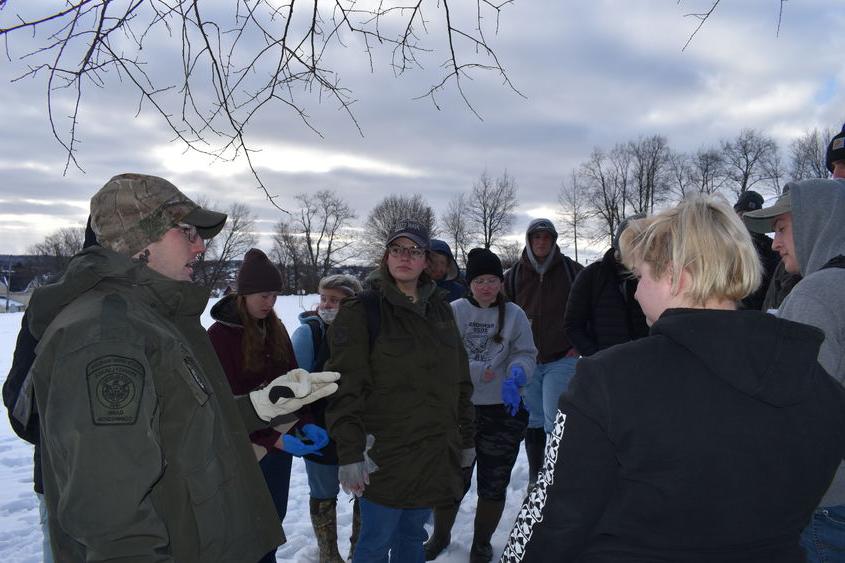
[
  {"x1": 423, "y1": 502, "x2": 460, "y2": 560},
  {"x1": 469, "y1": 498, "x2": 506, "y2": 563},
  {"x1": 524, "y1": 428, "x2": 546, "y2": 491}
]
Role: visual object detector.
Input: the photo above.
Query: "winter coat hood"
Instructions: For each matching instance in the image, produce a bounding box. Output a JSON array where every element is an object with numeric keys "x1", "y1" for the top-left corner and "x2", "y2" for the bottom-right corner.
[
  {"x1": 28, "y1": 246, "x2": 209, "y2": 339},
  {"x1": 652, "y1": 308, "x2": 825, "y2": 407},
  {"x1": 298, "y1": 310, "x2": 322, "y2": 327},
  {"x1": 789, "y1": 178, "x2": 845, "y2": 276},
  {"x1": 210, "y1": 293, "x2": 242, "y2": 326},
  {"x1": 430, "y1": 239, "x2": 460, "y2": 281}
]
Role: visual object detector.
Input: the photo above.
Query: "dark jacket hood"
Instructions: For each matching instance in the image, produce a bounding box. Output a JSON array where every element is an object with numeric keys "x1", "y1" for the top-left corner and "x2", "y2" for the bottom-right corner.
[
  {"x1": 652, "y1": 308, "x2": 825, "y2": 407},
  {"x1": 430, "y1": 239, "x2": 459, "y2": 281},
  {"x1": 28, "y1": 246, "x2": 209, "y2": 339},
  {"x1": 210, "y1": 293, "x2": 242, "y2": 326}
]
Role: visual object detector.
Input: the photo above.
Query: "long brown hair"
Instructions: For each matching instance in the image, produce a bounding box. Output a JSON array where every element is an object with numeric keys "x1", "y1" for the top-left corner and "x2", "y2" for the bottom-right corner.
[{"x1": 236, "y1": 295, "x2": 291, "y2": 373}]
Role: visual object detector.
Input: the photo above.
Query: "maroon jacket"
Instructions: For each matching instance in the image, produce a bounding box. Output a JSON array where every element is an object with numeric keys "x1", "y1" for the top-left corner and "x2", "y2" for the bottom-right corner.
[{"x1": 207, "y1": 295, "x2": 298, "y2": 450}]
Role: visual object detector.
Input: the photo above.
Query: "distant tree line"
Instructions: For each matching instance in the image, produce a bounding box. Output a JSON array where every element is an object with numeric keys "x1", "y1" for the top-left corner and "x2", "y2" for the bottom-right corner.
[{"x1": 25, "y1": 126, "x2": 836, "y2": 289}]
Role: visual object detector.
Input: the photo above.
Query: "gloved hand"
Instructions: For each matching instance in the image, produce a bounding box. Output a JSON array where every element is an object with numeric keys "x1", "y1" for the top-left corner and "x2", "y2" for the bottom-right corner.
[
  {"x1": 460, "y1": 447, "x2": 476, "y2": 468},
  {"x1": 501, "y1": 365, "x2": 527, "y2": 416},
  {"x1": 339, "y1": 434, "x2": 379, "y2": 497},
  {"x1": 281, "y1": 434, "x2": 323, "y2": 457},
  {"x1": 250, "y1": 369, "x2": 340, "y2": 421},
  {"x1": 301, "y1": 424, "x2": 330, "y2": 450}
]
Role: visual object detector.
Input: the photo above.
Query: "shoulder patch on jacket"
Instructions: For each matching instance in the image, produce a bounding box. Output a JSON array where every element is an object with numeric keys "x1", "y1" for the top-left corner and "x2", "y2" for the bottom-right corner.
[{"x1": 86, "y1": 356, "x2": 145, "y2": 425}]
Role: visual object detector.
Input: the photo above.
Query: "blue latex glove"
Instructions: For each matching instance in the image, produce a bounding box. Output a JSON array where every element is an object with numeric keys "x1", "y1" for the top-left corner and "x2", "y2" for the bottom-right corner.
[
  {"x1": 300, "y1": 424, "x2": 330, "y2": 450},
  {"x1": 280, "y1": 424, "x2": 329, "y2": 457},
  {"x1": 501, "y1": 365, "x2": 527, "y2": 416}
]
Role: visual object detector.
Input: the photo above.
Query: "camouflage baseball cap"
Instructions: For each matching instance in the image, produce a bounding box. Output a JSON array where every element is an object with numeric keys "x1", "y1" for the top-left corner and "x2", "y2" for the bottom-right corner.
[{"x1": 90, "y1": 173, "x2": 227, "y2": 255}]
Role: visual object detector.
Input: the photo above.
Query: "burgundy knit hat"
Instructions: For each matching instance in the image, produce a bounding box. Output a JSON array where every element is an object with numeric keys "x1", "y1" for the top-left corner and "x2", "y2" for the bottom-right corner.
[{"x1": 237, "y1": 249, "x2": 282, "y2": 295}]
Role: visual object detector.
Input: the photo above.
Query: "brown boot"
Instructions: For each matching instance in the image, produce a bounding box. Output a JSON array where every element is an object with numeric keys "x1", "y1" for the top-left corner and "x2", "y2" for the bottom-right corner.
[
  {"x1": 347, "y1": 497, "x2": 361, "y2": 562},
  {"x1": 423, "y1": 503, "x2": 460, "y2": 560},
  {"x1": 309, "y1": 498, "x2": 345, "y2": 563},
  {"x1": 469, "y1": 498, "x2": 506, "y2": 563}
]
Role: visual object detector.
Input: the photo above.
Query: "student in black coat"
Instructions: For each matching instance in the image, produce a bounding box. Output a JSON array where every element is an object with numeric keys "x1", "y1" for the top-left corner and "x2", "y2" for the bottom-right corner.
[
  {"x1": 563, "y1": 216, "x2": 648, "y2": 356},
  {"x1": 502, "y1": 196, "x2": 845, "y2": 563}
]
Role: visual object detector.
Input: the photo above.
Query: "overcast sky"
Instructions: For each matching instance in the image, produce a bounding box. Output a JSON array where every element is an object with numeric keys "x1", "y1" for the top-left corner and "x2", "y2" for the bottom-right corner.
[{"x1": 1, "y1": 0, "x2": 843, "y2": 256}]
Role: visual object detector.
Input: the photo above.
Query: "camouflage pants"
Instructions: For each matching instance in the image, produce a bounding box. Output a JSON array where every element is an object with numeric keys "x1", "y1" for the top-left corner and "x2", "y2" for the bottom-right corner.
[{"x1": 467, "y1": 403, "x2": 529, "y2": 502}]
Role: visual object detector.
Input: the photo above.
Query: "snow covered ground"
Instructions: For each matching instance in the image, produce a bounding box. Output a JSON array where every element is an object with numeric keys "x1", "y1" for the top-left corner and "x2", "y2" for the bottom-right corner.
[{"x1": 0, "y1": 295, "x2": 530, "y2": 562}]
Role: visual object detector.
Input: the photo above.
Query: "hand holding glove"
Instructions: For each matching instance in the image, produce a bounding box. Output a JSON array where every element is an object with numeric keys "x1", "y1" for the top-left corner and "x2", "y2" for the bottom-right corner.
[
  {"x1": 339, "y1": 434, "x2": 379, "y2": 497},
  {"x1": 501, "y1": 365, "x2": 527, "y2": 417},
  {"x1": 250, "y1": 369, "x2": 340, "y2": 421},
  {"x1": 279, "y1": 424, "x2": 330, "y2": 457}
]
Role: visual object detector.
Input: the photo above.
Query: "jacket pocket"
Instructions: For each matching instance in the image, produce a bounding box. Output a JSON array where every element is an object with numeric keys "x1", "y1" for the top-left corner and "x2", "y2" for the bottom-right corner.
[
  {"x1": 186, "y1": 455, "x2": 231, "y2": 557},
  {"x1": 178, "y1": 355, "x2": 211, "y2": 406}
]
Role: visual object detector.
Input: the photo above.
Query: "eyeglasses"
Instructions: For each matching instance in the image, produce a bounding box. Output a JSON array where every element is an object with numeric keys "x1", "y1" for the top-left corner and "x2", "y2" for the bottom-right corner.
[
  {"x1": 175, "y1": 223, "x2": 199, "y2": 243},
  {"x1": 387, "y1": 244, "x2": 426, "y2": 260},
  {"x1": 471, "y1": 277, "x2": 500, "y2": 286}
]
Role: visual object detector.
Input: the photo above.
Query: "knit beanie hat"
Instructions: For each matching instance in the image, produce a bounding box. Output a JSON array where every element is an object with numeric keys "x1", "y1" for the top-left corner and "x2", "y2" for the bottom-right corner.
[
  {"x1": 237, "y1": 249, "x2": 282, "y2": 295},
  {"x1": 827, "y1": 123, "x2": 845, "y2": 173},
  {"x1": 465, "y1": 248, "x2": 504, "y2": 283}
]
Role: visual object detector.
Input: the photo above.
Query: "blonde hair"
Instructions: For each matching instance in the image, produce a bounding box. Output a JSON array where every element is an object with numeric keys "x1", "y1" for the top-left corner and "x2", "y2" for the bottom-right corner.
[{"x1": 619, "y1": 195, "x2": 761, "y2": 306}]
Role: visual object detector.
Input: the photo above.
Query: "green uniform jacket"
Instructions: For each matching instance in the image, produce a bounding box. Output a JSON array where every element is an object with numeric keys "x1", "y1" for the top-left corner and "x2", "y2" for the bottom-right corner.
[
  {"x1": 27, "y1": 247, "x2": 282, "y2": 563},
  {"x1": 325, "y1": 273, "x2": 475, "y2": 509}
]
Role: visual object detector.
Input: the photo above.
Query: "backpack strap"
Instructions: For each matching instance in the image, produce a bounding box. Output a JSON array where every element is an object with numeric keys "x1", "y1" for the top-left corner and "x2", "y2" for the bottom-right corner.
[
  {"x1": 820, "y1": 255, "x2": 845, "y2": 271},
  {"x1": 358, "y1": 290, "x2": 382, "y2": 350}
]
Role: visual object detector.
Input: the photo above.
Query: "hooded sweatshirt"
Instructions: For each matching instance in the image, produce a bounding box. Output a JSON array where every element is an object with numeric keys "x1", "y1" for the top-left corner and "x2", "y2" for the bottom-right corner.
[
  {"x1": 776, "y1": 177, "x2": 845, "y2": 507},
  {"x1": 450, "y1": 297, "x2": 537, "y2": 405},
  {"x1": 503, "y1": 308, "x2": 845, "y2": 563}
]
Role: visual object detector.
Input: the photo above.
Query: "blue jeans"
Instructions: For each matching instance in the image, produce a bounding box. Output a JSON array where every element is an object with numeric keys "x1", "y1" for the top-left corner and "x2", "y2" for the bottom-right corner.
[
  {"x1": 352, "y1": 498, "x2": 431, "y2": 563},
  {"x1": 801, "y1": 505, "x2": 845, "y2": 562},
  {"x1": 305, "y1": 460, "x2": 340, "y2": 500},
  {"x1": 523, "y1": 355, "x2": 578, "y2": 433}
]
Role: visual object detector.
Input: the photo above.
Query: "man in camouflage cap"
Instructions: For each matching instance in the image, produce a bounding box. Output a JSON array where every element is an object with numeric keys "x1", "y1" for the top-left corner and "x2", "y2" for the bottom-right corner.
[{"x1": 25, "y1": 173, "x2": 340, "y2": 562}]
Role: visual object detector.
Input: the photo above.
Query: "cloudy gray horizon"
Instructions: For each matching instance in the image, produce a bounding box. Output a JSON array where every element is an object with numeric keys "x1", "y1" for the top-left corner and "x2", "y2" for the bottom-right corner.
[{"x1": 1, "y1": 0, "x2": 842, "y2": 257}]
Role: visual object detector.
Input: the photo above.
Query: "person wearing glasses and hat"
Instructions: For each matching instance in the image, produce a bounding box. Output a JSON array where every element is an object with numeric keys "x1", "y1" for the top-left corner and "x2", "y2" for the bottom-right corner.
[
  {"x1": 325, "y1": 219, "x2": 475, "y2": 563},
  {"x1": 24, "y1": 173, "x2": 339, "y2": 562},
  {"x1": 733, "y1": 191, "x2": 780, "y2": 310}
]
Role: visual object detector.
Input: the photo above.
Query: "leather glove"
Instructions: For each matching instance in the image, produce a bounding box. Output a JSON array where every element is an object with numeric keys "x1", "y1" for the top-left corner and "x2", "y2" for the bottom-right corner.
[
  {"x1": 339, "y1": 434, "x2": 379, "y2": 497},
  {"x1": 501, "y1": 365, "x2": 527, "y2": 416},
  {"x1": 250, "y1": 369, "x2": 340, "y2": 421},
  {"x1": 460, "y1": 447, "x2": 476, "y2": 468}
]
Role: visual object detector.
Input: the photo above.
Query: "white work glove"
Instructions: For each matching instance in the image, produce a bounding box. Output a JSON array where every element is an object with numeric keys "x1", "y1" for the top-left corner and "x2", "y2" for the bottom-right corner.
[
  {"x1": 339, "y1": 434, "x2": 379, "y2": 497},
  {"x1": 249, "y1": 369, "x2": 340, "y2": 421}
]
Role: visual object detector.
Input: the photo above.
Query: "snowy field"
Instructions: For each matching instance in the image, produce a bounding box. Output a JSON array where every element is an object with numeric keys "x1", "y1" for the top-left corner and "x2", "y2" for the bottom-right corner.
[{"x1": 0, "y1": 294, "x2": 530, "y2": 562}]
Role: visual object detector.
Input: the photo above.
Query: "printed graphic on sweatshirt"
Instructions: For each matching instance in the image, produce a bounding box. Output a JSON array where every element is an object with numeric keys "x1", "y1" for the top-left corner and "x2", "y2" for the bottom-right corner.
[
  {"x1": 463, "y1": 320, "x2": 504, "y2": 362},
  {"x1": 501, "y1": 409, "x2": 566, "y2": 562}
]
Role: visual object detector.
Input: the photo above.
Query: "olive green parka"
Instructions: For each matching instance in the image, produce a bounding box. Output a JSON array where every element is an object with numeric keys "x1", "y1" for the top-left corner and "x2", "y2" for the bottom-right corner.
[
  {"x1": 325, "y1": 272, "x2": 474, "y2": 508},
  {"x1": 27, "y1": 247, "x2": 283, "y2": 562}
]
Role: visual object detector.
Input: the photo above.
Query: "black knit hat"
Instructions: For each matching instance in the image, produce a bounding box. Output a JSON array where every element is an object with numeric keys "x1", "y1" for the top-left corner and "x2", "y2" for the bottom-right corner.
[
  {"x1": 733, "y1": 190, "x2": 764, "y2": 213},
  {"x1": 465, "y1": 248, "x2": 503, "y2": 283},
  {"x1": 237, "y1": 248, "x2": 282, "y2": 295},
  {"x1": 827, "y1": 124, "x2": 845, "y2": 173}
]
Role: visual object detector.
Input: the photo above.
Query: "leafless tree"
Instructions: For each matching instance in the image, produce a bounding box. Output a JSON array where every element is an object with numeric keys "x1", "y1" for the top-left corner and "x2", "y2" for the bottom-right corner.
[
  {"x1": 689, "y1": 147, "x2": 727, "y2": 195},
  {"x1": 666, "y1": 150, "x2": 695, "y2": 200},
  {"x1": 465, "y1": 170, "x2": 518, "y2": 250},
  {"x1": 628, "y1": 134, "x2": 670, "y2": 214},
  {"x1": 441, "y1": 192, "x2": 472, "y2": 268},
  {"x1": 194, "y1": 202, "x2": 257, "y2": 291},
  {"x1": 272, "y1": 219, "x2": 309, "y2": 295},
  {"x1": 681, "y1": 0, "x2": 788, "y2": 51},
  {"x1": 494, "y1": 240, "x2": 523, "y2": 270},
  {"x1": 29, "y1": 226, "x2": 86, "y2": 274},
  {"x1": 789, "y1": 127, "x2": 835, "y2": 181},
  {"x1": 557, "y1": 170, "x2": 591, "y2": 263},
  {"x1": 364, "y1": 194, "x2": 437, "y2": 261},
  {"x1": 762, "y1": 148, "x2": 787, "y2": 195},
  {"x1": 720, "y1": 129, "x2": 778, "y2": 196},
  {"x1": 0, "y1": 1, "x2": 519, "y2": 209},
  {"x1": 581, "y1": 147, "x2": 626, "y2": 245},
  {"x1": 293, "y1": 189, "x2": 356, "y2": 290}
]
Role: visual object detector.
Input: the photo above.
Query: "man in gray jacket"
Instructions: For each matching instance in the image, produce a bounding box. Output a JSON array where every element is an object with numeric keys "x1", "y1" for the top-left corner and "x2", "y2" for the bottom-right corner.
[{"x1": 744, "y1": 177, "x2": 845, "y2": 562}]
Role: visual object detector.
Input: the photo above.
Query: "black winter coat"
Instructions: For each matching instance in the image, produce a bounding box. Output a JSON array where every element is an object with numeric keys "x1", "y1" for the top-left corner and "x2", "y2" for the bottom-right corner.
[
  {"x1": 563, "y1": 248, "x2": 649, "y2": 357},
  {"x1": 503, "y1": 308, "x2": 845, "y2": 563}
]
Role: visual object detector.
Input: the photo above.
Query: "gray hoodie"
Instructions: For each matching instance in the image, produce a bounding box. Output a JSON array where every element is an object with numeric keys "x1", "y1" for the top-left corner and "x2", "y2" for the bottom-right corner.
[
  {"x1": 777, "y1": 178, "x2": 845, "y2": 506},
  {"x1": 451, "y1": 298, "x2": 537, "y2": 405}
]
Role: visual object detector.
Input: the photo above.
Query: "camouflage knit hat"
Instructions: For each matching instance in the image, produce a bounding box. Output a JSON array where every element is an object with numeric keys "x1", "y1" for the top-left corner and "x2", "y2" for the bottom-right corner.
[{"x1": 90, "y1": 173, "x2": 227, "y2": 256}]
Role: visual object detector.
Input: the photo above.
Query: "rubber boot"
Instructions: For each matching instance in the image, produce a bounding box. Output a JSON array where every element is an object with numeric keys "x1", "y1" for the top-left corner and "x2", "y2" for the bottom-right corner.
[
  {"x1": 346, "y1": 497, "x2": 361, "y2": 562},
  {"x1": 469, "y1": 498, "x2": 506, "y2": 563},
  {"x1": 423, "y1": 503, "x2": 460, "y2": 560},
  {"x1": 309, "y1": 498, "x2": 345, "y2": 563},
  {"x1": 524, "y1": 428, "x2": 546, "y2": 492}
]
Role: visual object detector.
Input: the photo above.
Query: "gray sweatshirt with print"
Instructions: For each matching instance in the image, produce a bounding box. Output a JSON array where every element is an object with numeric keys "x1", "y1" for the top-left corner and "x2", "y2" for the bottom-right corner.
[{"x1": 450, "y1": 298, "x2": 537, "y2": 406}]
